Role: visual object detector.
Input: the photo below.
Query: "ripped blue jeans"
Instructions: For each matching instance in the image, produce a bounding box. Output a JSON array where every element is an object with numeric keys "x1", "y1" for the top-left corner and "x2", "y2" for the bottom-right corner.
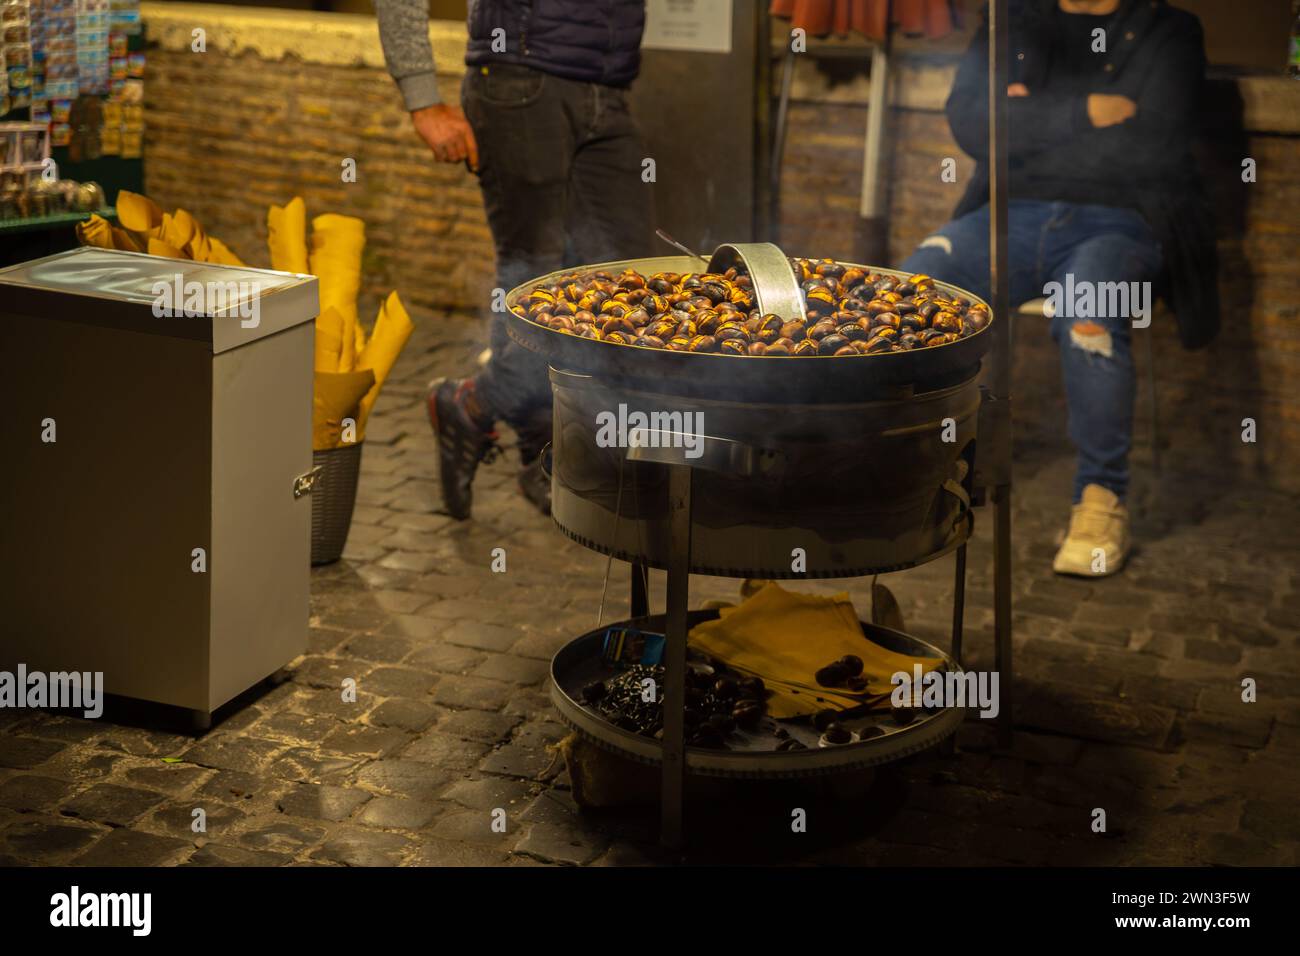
[{"x1": 900, "y1": 200, "x2": 1163, "y2": 503}]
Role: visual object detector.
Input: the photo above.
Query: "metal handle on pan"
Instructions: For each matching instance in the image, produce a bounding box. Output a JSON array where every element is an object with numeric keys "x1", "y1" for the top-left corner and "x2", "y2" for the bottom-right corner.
[{"x1": 706, "y1": 242, "x2": 807, "y2": 324}]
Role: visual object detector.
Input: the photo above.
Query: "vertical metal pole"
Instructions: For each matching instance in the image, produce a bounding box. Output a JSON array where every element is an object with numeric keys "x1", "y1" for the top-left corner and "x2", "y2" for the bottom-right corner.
[
  {"x1": 660, "y1": 465, "x2": 692, "y2": 849},
  {"x1": 631, "y1": 560, "x2": 649, "y2": 619},
  {"x1": 770, "y1": 44, "x2": 796, "y2": 243},
  {"x1": 988, "y1": 0, "x2": 1015, "y2": 749},
  {"x1": 854, "y1": 38, "x2": 892, "y2": 264},
  {"x1": 951, "y1": 544, "x2": 967, "y2": 665}
]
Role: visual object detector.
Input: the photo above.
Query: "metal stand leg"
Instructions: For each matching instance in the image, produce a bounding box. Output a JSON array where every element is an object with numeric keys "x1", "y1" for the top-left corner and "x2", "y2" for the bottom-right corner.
[
  {"x1": 951, "y1": 544, "x2": 967, "y2": 665},
  {"x1": 992, "y1": 484, "x2": 1013, "y2": 748},
  {"x1": 661, "y1": 466, "x2": 692, "y2": 850},
  {"x1": 631, "y1": 560, "x2": 649, "y2": 619}
]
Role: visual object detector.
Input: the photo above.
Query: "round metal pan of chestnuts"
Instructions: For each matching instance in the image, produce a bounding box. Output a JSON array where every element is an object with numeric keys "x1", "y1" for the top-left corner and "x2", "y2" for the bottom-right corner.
[{"x1": 510, "y1": 257, "x2": 991, "y2": 358}]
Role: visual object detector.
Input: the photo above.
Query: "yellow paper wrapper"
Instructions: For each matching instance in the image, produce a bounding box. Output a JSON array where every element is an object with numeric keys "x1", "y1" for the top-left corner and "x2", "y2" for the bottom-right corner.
[
  {"x1": 309, "y1": 213, "x2": 365, "y2": 368},
  {"x1": 164, "y1": 209, "x2": 199, "y2": 249},
  {"x1": 111, "y1": 226, "x2": 142, "y2": 252},
  {"x1": 116, "y1": 190, "x2": 163, "y2": 233},
  {"x1": 147, "y1": 236, "x2": 187, "y2": 259},
  {"x1": 268, "y1": 197, "x2": 310, "y2": 274},
  {"x1": 354, "y1": 314, "x2": 368, "y2": 359},
  {"x1": 185, "y1": 225, "x2": 209, "y2": 261},
  {"x1": 204, "y1": 237, "x2": 246, "y2": 267},
  {"x1": 689, "y1": 582, "x2": 942, "y2": 718},
  {"x1": 314, "y1": 306, "x2": 345, "y2": 373},
  {"x1": 356, "y1": 291, "x2": 414, "y2": 434},
  {"x1": 313, "y1": 368, "x2": 375, "y2": 451},
  {"x1": 76, "y1": 215, "x2": 114, "y2": 249}
]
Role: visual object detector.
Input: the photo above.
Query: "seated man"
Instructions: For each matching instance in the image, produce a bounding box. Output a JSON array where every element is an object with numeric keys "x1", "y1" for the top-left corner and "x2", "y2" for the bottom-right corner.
[{"x1": 900, "y1": 0, "x2": 1218, "y2": 576}]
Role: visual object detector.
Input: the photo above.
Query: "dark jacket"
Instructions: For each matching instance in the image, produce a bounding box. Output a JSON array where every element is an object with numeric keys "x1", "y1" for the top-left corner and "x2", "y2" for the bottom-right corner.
[
  {"x1": 948, "y1": 0, "x2": 1219, "y2": 349},
  {"x1": 466, "y1": 0, "x2": 646, "y2": 87}
]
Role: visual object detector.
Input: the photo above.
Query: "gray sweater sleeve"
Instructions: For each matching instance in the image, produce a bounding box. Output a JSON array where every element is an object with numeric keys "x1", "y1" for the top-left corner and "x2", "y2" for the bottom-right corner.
[{"x1": 373, "y1": 0, "x2": 443, "y2": 111}]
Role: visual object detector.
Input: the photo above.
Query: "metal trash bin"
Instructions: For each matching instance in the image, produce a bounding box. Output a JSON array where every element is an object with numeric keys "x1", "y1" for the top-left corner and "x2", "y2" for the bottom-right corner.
[{"x1": 0, "y1": 248, "x2": 319, "y2": 725}]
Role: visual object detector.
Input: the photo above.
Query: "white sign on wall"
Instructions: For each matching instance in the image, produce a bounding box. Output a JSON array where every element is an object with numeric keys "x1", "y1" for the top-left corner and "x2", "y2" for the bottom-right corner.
[{"x1": 642, "y1": 0, "x2": 733, "y2": 54}]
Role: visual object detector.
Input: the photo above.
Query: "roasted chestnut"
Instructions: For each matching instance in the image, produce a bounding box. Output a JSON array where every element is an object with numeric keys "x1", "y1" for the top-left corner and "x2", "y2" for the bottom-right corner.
[
  {"x1": 818, "y1": 334, "x2": 849, "y2": 355},
  {"x1": 600, "y1": 316, "x2": 636, "y2": 337},
  {"x1": 712, "y1": 677, "x2": 739, "y2": 700},
  {"x1": 732, "y1": 702, "x2": 763, "y2": 729},
  {"x1": 823, "y1": 722, "x2": 853, "y2": 744},
  {"x1": 891, "y1": 706, "x2": 916, "y2": 725},
  {"x1": 780, "y1": 320, "x2": 806, "y2": 342},
  {"x1": 816, "y1": 663, "x2": 847, "y2": 686},
  {"x1": 932, "y1": 311, "x2": 962, "y2": 333}
]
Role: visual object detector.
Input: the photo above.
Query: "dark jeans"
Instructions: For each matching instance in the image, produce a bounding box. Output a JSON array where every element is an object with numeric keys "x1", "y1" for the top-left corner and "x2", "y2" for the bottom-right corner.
[
  {"x1": 901, "y1": 200, "x2": 1162, "y2": 503},
  {"x1": 462, "y1": 63, "x2": 654, "y2": 446}
]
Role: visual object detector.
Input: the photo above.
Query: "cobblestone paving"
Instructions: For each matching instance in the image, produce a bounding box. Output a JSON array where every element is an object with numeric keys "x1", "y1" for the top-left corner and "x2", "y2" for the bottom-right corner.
[{"x1": 1, "y1": 316, "x2": 1297, "y2": 867}]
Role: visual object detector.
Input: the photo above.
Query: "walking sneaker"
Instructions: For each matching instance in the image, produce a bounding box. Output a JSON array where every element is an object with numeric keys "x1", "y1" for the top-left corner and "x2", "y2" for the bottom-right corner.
[
  {"x1": 517, "y1": 453, "x2": 552, "y2": 517},
  {"x1": 1052, "y1": 483, "x2": 1130, "y2": 577},
  {"x1": 426, "y1": 377, "x2": 499, "y2": 520}
]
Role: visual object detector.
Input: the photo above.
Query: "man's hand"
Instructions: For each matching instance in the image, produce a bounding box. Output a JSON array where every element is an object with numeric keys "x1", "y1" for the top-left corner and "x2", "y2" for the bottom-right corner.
[
  {"x1": 1087, "y1": 93, "x2": 1137, "y2": 128},
  {"x1": 1007, "y1": 83, "x2": 1030, "y2": 97},
  {"x1": 411, "y1": 104, "x2": 479, "y2": 170}
]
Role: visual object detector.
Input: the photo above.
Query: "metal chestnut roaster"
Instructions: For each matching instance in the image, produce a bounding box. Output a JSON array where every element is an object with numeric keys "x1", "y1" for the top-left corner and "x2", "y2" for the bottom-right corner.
[{"x1": 505, "y1": 235, "x2": 1015, "y2": 849}]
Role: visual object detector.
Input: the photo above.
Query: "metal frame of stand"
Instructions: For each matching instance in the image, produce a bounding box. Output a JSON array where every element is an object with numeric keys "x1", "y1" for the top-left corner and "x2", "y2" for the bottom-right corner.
[{"x1": 629, "y1": 1, "x2": 1014, "y2": 850}]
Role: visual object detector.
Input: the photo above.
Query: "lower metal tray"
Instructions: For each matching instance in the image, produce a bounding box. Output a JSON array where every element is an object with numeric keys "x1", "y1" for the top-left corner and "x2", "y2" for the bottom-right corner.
[{"x1": 550, "y1": 610, "x2": 965, "y2": 779}]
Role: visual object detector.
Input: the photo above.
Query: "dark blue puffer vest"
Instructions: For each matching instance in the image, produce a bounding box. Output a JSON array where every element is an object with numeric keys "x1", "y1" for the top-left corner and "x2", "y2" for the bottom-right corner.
[{"x1": 465, "y1": 0, "x2": 645, "y2": 87}]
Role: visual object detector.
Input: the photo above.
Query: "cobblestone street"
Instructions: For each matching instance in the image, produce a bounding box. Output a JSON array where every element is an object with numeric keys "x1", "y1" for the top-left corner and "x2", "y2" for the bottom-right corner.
[{"x1": 1, "y1": 315, "x2": 1297, "y2": 868}]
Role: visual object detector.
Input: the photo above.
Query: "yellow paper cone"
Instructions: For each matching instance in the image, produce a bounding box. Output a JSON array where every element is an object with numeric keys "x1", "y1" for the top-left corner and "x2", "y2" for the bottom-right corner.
[
  {"x1": 354, "y1": 314, "x2": 368, "y2": 358},
  {"x1": 314, "y1": 306, "x2": 345, "y2": 373},
  {"x1": 76, "y1": 214, "x2": 114, "y2": 249},
  {"x1": 116, "y1": 190, "x2": 163, "y2": 233},
  {"x1": 110, "y1": 226, "x2": 142, "y2": 252},
  {"x1": 166, "y1": 209, "x2": 199, "y2": 249},
  {"x1": 356, "y1": 291, "x2": 414, "y2": 434},
  {"x1": 313, "y1": 368, "x2": 375, "y2": 451},
  {"x1": 147, "y1": 236, "x2": 187, "y2": 259},
  {"x1": 308, "y1": 213, "x2": 365, "y2": 367},
  {"x1": 268, "y1": 197, "x2": 310, "y2": 274},
  {"x1": 204, "y1": 237, "x2": 246, "y2": 267}
]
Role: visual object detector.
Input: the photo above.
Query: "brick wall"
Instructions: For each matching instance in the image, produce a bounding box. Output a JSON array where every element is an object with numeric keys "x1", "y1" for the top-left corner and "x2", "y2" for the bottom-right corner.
[{"x1": 142, "y1": 8, "x2": 493, "y2": 320}]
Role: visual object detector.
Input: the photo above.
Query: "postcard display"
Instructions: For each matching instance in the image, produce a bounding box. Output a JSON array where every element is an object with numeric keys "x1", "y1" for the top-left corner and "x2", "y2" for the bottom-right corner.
[{"x1": 2, "y1": 0, "x2": 143, "y2": 159}]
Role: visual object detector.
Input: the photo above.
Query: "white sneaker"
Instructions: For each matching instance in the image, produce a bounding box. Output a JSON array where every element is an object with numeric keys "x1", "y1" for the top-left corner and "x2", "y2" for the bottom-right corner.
[{"x1": 1052, "y1": 484, "x2": 1130, "y2": 577}]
